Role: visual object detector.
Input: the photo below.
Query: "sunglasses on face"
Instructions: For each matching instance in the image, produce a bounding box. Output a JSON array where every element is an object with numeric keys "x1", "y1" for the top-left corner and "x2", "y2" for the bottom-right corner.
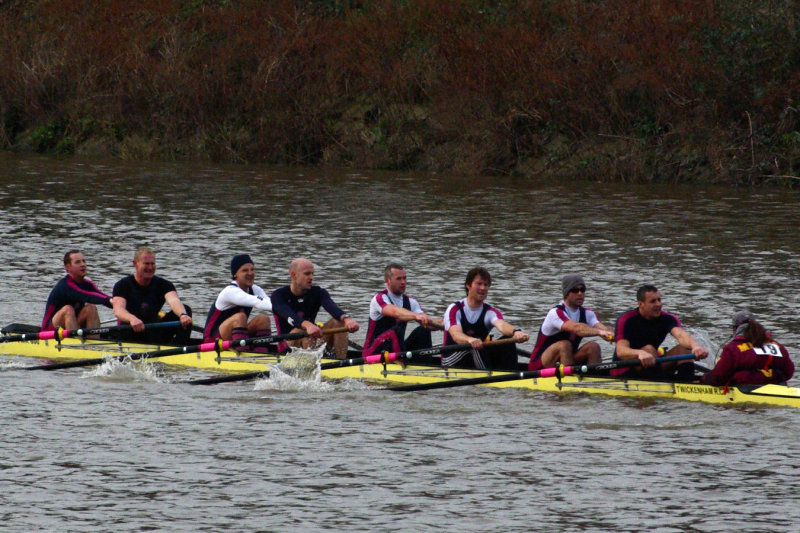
[{"x1": 569, "y1": 286, "x2": 586, "y2": 293}]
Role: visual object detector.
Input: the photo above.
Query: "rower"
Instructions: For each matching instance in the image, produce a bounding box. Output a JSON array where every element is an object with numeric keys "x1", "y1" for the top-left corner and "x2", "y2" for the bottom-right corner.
[
  {"x1": 203, "y1": 254, "x2": 273, "y2": 352},
  {"x1": 441, "y1": 267, "x2": 529, "y2": 370},
  {"x1": 362, "y1": 262, "x2": 444, "y2": 359},
  {"x1": 111, "y1": 245, "x2": 193, "y2": 345},
  {"x1": 701, "y1": 311, "x2": 794, "y2": 386},
  {"x1": 612, "y1": 284, "x2": 708, "y2": 380},
  {"x1": 528, "y1": 274, "x2": 614, "y2": 370},
  {"x1": 269, "y1": 257, "x2": 359, "y2": 358},
  {"x1": 41, "y1": 249, "x2": 113, "y2": 332}
]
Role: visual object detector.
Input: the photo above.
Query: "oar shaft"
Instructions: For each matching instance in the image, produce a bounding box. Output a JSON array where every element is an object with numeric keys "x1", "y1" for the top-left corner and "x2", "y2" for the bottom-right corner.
[
  {"x1": 186, "y1": 327, "x2": 353, "y2": 385},
  {"x1": 24, "y1": 340, "x2": 222, "y2": 371},
  {"x1": 23, "y1": 326, "x2": 352, "y2": 372},
  {"x1": 189, "y1": 369, "x2": 270, "y2": 385},
  {"x1": 242, "y1": 326, "x2": 349, "y2": 347},
  {"x1": 380, "y1": 336, "x2": 519, "y2": 362},
  {"x1": 1, "y1": 321, "x2": 180, "y2": 343},
  {"x1": 388, "y1": 354, "x2": 695, "y2": 392}
]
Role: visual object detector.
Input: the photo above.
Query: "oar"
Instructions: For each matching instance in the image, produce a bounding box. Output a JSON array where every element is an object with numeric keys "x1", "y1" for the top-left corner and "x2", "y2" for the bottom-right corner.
[
  {"x1": 22, "y1": 327, "x2": 348, "y2": 371},
  {"x1": 187, "y1": 336, "x2": 518, "y2": 386},
  {"x1": 0, "y1": 321, "x2": 180, "y2": 343},
  {"x1": 387, "y1": 354, "x2": 696, "y2": 392}
]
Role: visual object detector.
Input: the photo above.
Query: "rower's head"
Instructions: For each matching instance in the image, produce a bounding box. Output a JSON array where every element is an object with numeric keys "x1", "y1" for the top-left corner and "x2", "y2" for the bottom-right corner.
[
  {"x1": 562, "y1": 274, "x2": 586, "y2": 307},
  {"x1": 636, "y1": 284, "x2": 662, "y2": 319},
  {"x1": 133, "y1": 245, "x2": 156, "y2": 284},
  {"x1": 464, "y1": 267, "x2": 491, "y2": 301},
  {"x1": 731, "y1": 310, "x2": 754, "y2": 331},
  {"x1": 731, "y1": 310, "x2": 769, "y2": 346},
  {"x1": 384, "y1": 262, "x2": 407, "y2": 295},
  {"x1": 290, "y1": 257, "x2": 314, "y2": 292},
  {"x1": 231, "y1": 254, "x2": 255, "y2": 288},
  {"x1": 63, "y1": 249, "x2": 87, "y2": 281}
]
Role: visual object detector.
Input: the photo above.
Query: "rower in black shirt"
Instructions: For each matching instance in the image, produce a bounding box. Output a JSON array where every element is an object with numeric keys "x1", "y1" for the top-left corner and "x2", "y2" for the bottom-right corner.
[{"x1": 270, "y1": 257, "x2": 359, "y2": 358}]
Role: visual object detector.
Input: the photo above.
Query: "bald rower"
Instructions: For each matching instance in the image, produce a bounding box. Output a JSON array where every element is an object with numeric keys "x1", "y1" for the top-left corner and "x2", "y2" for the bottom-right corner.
[{"x1": 269, "y1": 258, "x2": 359, "y2": 358}]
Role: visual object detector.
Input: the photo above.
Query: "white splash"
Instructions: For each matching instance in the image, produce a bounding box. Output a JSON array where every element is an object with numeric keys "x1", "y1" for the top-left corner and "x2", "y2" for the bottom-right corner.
[
  {"x1": 253, "y1": 346, "x2": 334, "y2": 392},
  {"x1": 82, "y1": 356, "x2": 166, "y2": 383}
]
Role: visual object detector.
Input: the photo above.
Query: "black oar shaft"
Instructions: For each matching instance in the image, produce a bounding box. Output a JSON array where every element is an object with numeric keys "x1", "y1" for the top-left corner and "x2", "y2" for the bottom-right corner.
[
  {"x1": 186, "y1": 338, "x2": 518, "y2": 386},
  {"x1": 388, "y1": 354, "x2": 695, "y2": 392},
  {"x1": 188, "y1": 370, "x2": 270, "y2": 385},
  {"x1": 1, "y1": 321, "x2": 180, "y2": 343},
  {"x1": 22, "y1": 326, "x2": 351, "y2": 372},
  {"x1": 25, "y1": 345, "x2": 195, "y2": 371}
]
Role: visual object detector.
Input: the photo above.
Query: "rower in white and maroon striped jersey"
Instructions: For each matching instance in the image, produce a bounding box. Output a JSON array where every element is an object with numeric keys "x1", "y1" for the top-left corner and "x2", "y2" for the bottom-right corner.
[
  {"x1": 362, "y1": 262, "x2": 443, "y2": 358},
  {"x1": 442, "y1": 267, "x2": 529, "y2": 371}
]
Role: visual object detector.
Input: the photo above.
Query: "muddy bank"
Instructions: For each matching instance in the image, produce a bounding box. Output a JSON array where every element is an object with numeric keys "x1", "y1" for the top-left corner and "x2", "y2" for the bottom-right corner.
[{"x1": 2, "y1": 1, "x2": 798, "y2": 185}]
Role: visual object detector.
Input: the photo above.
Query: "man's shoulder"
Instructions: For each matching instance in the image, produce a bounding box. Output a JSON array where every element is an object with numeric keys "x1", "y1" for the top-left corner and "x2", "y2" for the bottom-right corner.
[
  {"x1": 372, "y1": 289, "x2": 388, "y2": 302},
  {"x1": 270, "y1": 285, "x2": 292, "y2": 298},
  {"x1": 659, "y1": 311, "x2": 681, "y2": 322},
  {"x1": 113, "y1": 275, "x2": 135, "y2": 289},
  {"x1": 219, "y1": 281, "x2": 243, "y2": 293},
  {"x1": 618, "y1": 308, "x2": 641, "y2": 320},
  {"x1": 444, "y1": 300, "x2": 463, "y2": 314}
]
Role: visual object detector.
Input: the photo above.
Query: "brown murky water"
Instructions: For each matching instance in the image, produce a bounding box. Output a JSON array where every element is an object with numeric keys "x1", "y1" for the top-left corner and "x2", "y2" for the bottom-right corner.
[{"x1": 1, "y1": 153, "x2": 799, "y2": 532}]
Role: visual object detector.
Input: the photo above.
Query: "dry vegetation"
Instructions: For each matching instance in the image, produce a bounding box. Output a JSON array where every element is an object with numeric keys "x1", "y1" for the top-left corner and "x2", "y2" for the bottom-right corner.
[{"x1": 1, "y1": 0, "x2": 799, "y2": 184}]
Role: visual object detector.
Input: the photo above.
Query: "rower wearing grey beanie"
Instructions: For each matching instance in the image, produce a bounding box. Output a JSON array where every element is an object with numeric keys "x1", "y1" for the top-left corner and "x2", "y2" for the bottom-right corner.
[{"x1": 528, "y1": 274, "x2": 614, "y2": 370}]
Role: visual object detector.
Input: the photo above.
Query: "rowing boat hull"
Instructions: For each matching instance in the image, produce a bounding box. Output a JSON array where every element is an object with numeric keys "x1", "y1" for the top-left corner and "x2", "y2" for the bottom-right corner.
[
  {"x1": 323, "y1": 363, "x2": 800, "y2": 408},
  {"x1": 3, "y1": 337, "x2": 799, "y2": 408},
  {"x1": 0, "y1": 336, "x2": 289, "y2": 374}
]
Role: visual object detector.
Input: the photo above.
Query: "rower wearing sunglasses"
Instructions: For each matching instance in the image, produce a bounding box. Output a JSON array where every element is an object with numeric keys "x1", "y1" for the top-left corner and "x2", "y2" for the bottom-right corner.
[{"x1": 528, "y1": 274, "x2": 614, "y2": 371}]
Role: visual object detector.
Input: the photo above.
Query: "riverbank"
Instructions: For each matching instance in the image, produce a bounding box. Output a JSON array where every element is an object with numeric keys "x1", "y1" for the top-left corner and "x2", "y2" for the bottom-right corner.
[{"x1": 2, "y1": 0, "x2": 798, "y2": 185}]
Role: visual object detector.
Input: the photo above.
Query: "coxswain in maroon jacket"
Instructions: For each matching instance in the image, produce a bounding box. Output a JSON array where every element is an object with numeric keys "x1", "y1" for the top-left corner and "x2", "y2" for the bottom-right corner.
[{"x1": 702, "y1": 311, "x2": 794, "y2": 387}]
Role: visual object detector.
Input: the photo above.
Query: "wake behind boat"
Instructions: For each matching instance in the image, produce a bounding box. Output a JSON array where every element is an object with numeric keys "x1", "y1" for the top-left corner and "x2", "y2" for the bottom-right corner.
[{"x1": 3, "y1": 323, "x2": 799, "y2": 409}]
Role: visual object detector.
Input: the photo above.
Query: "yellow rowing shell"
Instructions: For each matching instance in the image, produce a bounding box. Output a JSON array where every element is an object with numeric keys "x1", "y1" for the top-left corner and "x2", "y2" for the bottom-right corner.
[{"x1": 3, "y1": 337, "x2": 799, "y2": 409}]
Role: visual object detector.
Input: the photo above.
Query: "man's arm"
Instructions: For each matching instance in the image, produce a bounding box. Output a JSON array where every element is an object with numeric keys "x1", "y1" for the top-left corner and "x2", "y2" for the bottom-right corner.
[
  {"x1": 493, "y1": 318, "x2": 529, "y2": 343},
  {"x1": 447, "y1": 324, "x2": 483, "y2": 349},
  {"x1": 112, "y1": 296, "x2": 145, "y2": 332},
  {"x1": 380, "y1": 303, "x2": 443, "y2": 329},
  {"x1": 320, "y1": 288, "x2": 359, "y2": 332},
  {"x1": 561, "y1": 320, "x2": 614, "y2": 341},
  {"x1": 670, "y1": 326, "x2": 708, "y2": 359},
  {"x1": 164, "y1": 291, "x2": 193, "y2": 328},
  {"x1": 221, "y1": 285, "x2": 272, "y2": 312},
  {"x1": 614, "y1": 338, "x2": 657, "y2": 366},
  {"x1": 64, "y1": 278, "x2": 112, "y2": 308}
]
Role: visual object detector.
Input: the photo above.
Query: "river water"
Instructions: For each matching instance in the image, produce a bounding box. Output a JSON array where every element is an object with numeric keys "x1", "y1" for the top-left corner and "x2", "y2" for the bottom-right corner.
[{"x1": 1, "y1": 153, "x2": 799, "y2": 532}]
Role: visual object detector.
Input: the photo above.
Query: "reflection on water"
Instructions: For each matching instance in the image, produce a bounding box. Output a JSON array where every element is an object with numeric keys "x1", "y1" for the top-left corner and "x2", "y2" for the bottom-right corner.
[{"x1": 1, "y1": 153, "x2": 800, "y2": 532}]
